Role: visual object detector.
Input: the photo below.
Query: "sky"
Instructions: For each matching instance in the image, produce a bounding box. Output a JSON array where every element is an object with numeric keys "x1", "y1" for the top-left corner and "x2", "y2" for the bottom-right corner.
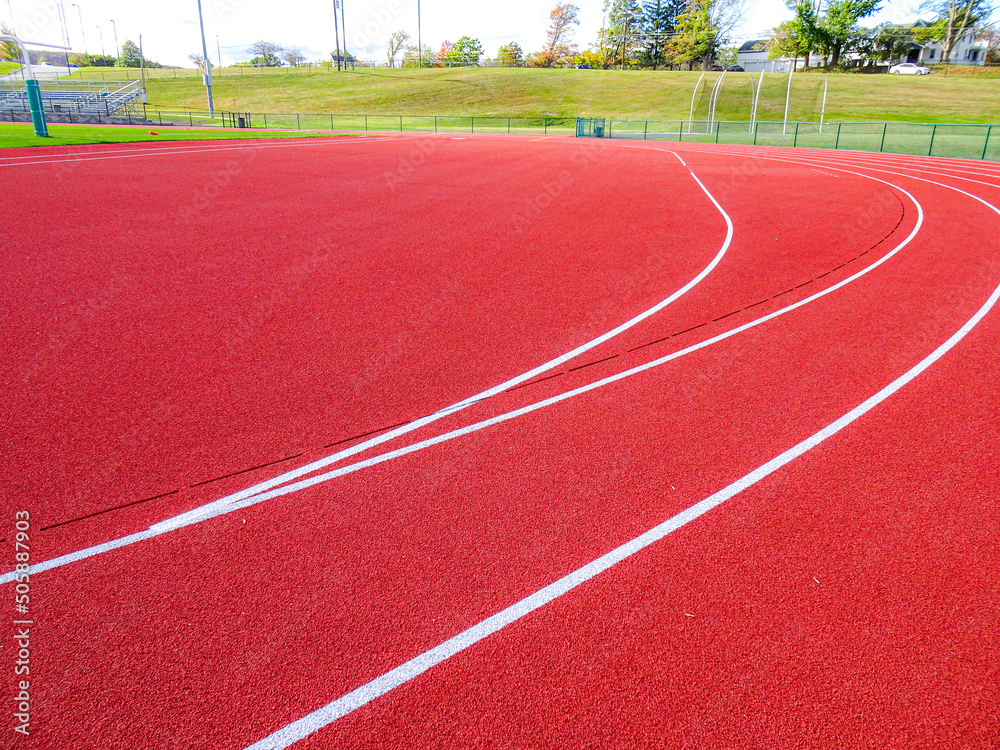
[{"x1": 7, "y1": 0, "x2": 934, "y2": 68}]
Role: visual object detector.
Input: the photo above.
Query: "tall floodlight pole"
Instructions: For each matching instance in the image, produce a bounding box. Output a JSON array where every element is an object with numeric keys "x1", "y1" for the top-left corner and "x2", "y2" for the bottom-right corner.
[
  {"x1": 71, "y1": 4, "x2": 88, "y2": 59},
  {"x1": 216, "y1": 34, "x2": 221, "y2": 71},
  {"x1": 417, "y1": 0, "x2": 422, "y2": 68},
  {"x1": 332, "y1": 0, "x2": 341, "y2": 71},
  {"x1": 196, "y1": 0, "x2": 214, "y2": 116},
  {"x1": 109, "y1": 18, "x2": 119, "y2": 63},
  {"x1": 57, "y1": 0, "x2": 71, "y2": 68},
  {"x1": 97, "y1": 25, "x2": 104, "y2": 56},
  {"x1": 340, "y1": 0, "x2": 348, "y2": 68}
]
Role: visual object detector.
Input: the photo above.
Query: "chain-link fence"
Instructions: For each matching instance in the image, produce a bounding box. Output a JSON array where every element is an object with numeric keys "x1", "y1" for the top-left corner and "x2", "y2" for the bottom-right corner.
[
  {"x1": 125, "y1": 108, "x2": 578, "y2": 136},
  {"x1": 577, "y1": 118, "x2": 999, "y2": 161}
]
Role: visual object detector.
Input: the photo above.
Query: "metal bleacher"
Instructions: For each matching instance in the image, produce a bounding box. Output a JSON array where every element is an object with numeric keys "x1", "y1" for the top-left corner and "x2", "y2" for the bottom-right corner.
[{"x1": 0, "y1": 79, "x2": 144, "y2": 121}]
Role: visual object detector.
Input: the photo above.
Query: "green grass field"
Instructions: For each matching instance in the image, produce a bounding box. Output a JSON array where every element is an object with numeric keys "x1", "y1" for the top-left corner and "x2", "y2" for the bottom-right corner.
[
  {"x1": 0, "y1": 122, "x2": 346, "y2": 149},
  {"x1": 57, "y1": 66, "x2": 1000, "y2": 125},
  {"x1": 0, "y1": 62, "x2": 23, "y2": 76}
]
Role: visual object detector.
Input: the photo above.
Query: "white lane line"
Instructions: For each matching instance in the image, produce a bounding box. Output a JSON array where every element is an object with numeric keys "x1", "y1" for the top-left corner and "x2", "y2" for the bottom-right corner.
[
  {"x1": 0, "y1": 135, "x2": 389, "y2": 168},
  {"x1": 0, "y1": 163, "x2": 917, "y2": 583},
  {"x1": 155, "y1": 171, "x2": 923, "y2": 521},
  {"x1": 141, "y1": 155, "x2": 734, "y2": 531},
  {"x1": 243, "y1": 186, "x2": 1000, "y2": 750}
]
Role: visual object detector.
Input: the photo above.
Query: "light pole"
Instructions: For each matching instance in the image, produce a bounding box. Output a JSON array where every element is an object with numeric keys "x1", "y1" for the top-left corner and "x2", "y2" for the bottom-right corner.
[
  {"x1": 216, "y1": 34, "x2": 221, "y2": 71},
  {"x1": 417, "y1": 0, "x2": 421, "y2": 68},
  {"x1": 57, "y1": 0, "x2": 72, "y2": 69},
  {"x1": 71, "y1": 4, "x2": 88, "y2": 59},
  {"x1": 195, "y1": 0, "x2": 214, "y2": 116},
  {"x1": 96, "y1": 25, "x2": 104, "y2": 56},
  {"x1": 109, "y1": 18, "x2": 118, "y2": 64},
  {"x1": 332, "y1": 0, "x2": 341, "y2": 71},
  {"x1": 339, "y1": 0, "x2": 348, "y2": 68}
]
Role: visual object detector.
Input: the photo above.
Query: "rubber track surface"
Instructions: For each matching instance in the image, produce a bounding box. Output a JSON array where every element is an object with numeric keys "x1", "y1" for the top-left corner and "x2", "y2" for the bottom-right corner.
[{"x1": 1, "y1": 136, "x2": 997, "y2": 749}]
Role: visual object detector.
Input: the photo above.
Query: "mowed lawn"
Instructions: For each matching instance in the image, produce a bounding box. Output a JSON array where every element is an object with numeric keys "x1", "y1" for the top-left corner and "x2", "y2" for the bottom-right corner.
[{"x1": 58, "y1": 67, "x2": 1000, "y2": 125}]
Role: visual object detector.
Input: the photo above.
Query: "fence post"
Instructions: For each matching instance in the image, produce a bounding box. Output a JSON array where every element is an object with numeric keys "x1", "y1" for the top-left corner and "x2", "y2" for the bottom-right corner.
[
  {"x1": 508, "y1": 117, "x2": 510, "y2": 134},
  {"x1": 834, "y1": 123, "x2": 842, "y2": 150},
  {"x1": 189, "y1": 112, "x2": 193, "y2": 127},
  {"x1": 544, "y1": 116, "x2": 548, "y2": 135},
  {"x1": 264, "y1": 113, "x2": 267, "y2": 128},
  {"x1": 793, "y1": 121, "x2": 799, "y2": 148},
  {"x1": 927, "y1": 124, "x2": 937, "y2": 156},
  {"x1": 399, "y1": 115, "x2": 403, "y2": 132},
  {"x1": 297, "y1": 113, "x2": 301, "y2": 129},
  {"x1": 678, "y1": 121, "x2": 683, "y2": 142},
  {"x1": 715, "y1": 120, "x2": 721, "y2": 143},
  {"x1": 330, "y1": 114, "x2": 334, "y2": 130},
  {"x1": 365, "y1": 115, "x2": 368, "y2": 131},
  {"x1": 434, "y1": 116, "x2": 437, "y2": 133},
  {"x1": 879, "y1": 122, "x2": 888, "y2": 152},
  {"x1": 644, "y1": 120, "x2": 648, "y2": 140},
  {"x1": 471, "y1": 117, "x2": 474, "y2": 133},
  {"x1": 983, "y1": 125, "x2": 993, "y2": 161}
]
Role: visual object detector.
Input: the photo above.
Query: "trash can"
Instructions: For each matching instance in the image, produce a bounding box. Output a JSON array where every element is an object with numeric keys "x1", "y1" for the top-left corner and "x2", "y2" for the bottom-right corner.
[
  {"x1": 237, "y1": 116, "x2": 246, "y2": 128},
  {"x1": 593, "y1": 119, "x2": 605, "y2": 138}
]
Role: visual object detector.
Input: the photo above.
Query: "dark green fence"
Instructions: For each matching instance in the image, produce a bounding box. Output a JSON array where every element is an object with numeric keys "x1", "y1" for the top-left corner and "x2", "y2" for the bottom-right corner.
[
  {"x1": 139, "y1": 108, "x2": 577, "y2": 136},
  {"x1": 575, "y1": 118, "x2": 999, "y2": 161}
]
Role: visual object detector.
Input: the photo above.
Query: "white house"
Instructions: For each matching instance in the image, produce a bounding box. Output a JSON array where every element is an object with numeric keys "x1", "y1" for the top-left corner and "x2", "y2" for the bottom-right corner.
[
  {"x1": 887, "y1": 20, "x2": 991, "y2": 65},
  {"x1": 736, "y1": 40, "x2": 803, "y2": 73}
]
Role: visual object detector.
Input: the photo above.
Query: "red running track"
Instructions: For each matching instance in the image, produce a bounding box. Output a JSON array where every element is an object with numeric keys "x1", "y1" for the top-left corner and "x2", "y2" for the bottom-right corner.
[{"x1": 1, "y1": 135, "x2": 998, "y2": 749}]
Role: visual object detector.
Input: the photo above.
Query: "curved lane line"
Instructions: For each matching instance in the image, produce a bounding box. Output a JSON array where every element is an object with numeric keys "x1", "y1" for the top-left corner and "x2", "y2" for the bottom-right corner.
[
  {"x1": 0, "y1": 155, "x2": 915, "y2": 581},
  {"x1": 149, "y1": 154, "x2": 734, "y2": 529},
  {"x1": 241, "y1": 155, "x2": 1000, "y2": 750}
]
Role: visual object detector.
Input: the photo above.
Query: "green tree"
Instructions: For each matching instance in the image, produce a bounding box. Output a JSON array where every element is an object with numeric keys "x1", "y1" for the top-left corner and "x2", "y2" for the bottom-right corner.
[
  {"x1": 768, "y1": 1, "x2": 822, "y2": 68},
  {"x1": 666, "y1": 0, "x2": 746, "y2": 70},
  {"x1": 820, "y1": 0, "x2": 880, "y2": 65},
  {"x1": 249, "y1": 40, "x2": 283, "y2": 67},
  {"x1": 449, "y1": 36, "x2": 484, "y2": 66},
  {"x1": 386, "y1": 30, "x2": 410, "y2": 68},
  {"x1": 497, "y1": 41, "x2": 526, "y2": 66},
  {"x1": 402, "y1": 43, "x2": 434, "y2": 67},
  {"x1": 540, "y1": 2, "x2": 581, "y2": 67},
  {"x1": 921, "y1": 0, "x2": 994, "y2": 62},
  {"x1": 119, "y1": 39, "x2": 142, "y2": 67},
  {"x1": 641, "y1": 0, "x2": 687, "y2": 68},
  {"x1": 600, "y1": 0, "x2": 644, "y2": 69}
]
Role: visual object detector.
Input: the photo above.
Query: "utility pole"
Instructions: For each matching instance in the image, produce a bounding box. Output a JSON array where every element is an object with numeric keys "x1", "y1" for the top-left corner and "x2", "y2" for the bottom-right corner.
[
  {"x1": 417, "y1": 0, "x2": 422, "y2": 68},
  {"x1": 196, "y1": 0, "x2": 214, "y2": 116},
  {"x1": 340, "y1": 0, "x2": 348, "y2": 69},
  {"x1": 332, "y1": 0, "x2": 341, "y2": 70}
]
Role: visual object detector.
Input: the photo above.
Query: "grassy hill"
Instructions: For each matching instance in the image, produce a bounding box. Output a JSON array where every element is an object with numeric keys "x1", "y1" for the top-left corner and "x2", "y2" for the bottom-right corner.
[{"x1": 63, "y1": 66, "x2": 1000, "y2": 124}]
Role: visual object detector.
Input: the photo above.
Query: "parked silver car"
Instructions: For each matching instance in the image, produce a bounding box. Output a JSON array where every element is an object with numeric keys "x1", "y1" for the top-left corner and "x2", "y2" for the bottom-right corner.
[{"x1": 889, "y1": 62, "x2": 931, "y2": 75}]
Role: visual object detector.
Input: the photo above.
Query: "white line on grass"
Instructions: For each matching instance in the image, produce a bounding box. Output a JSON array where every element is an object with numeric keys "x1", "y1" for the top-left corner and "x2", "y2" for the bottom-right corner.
[{"x1": 242, "y1": 167, "x2": 1000, "y2": 750}]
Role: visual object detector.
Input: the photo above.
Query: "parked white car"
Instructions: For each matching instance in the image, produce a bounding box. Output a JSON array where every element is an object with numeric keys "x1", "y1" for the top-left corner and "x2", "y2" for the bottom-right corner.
[{"x1": 889, "y1": 62, "x2": 931, "y2": 75}]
